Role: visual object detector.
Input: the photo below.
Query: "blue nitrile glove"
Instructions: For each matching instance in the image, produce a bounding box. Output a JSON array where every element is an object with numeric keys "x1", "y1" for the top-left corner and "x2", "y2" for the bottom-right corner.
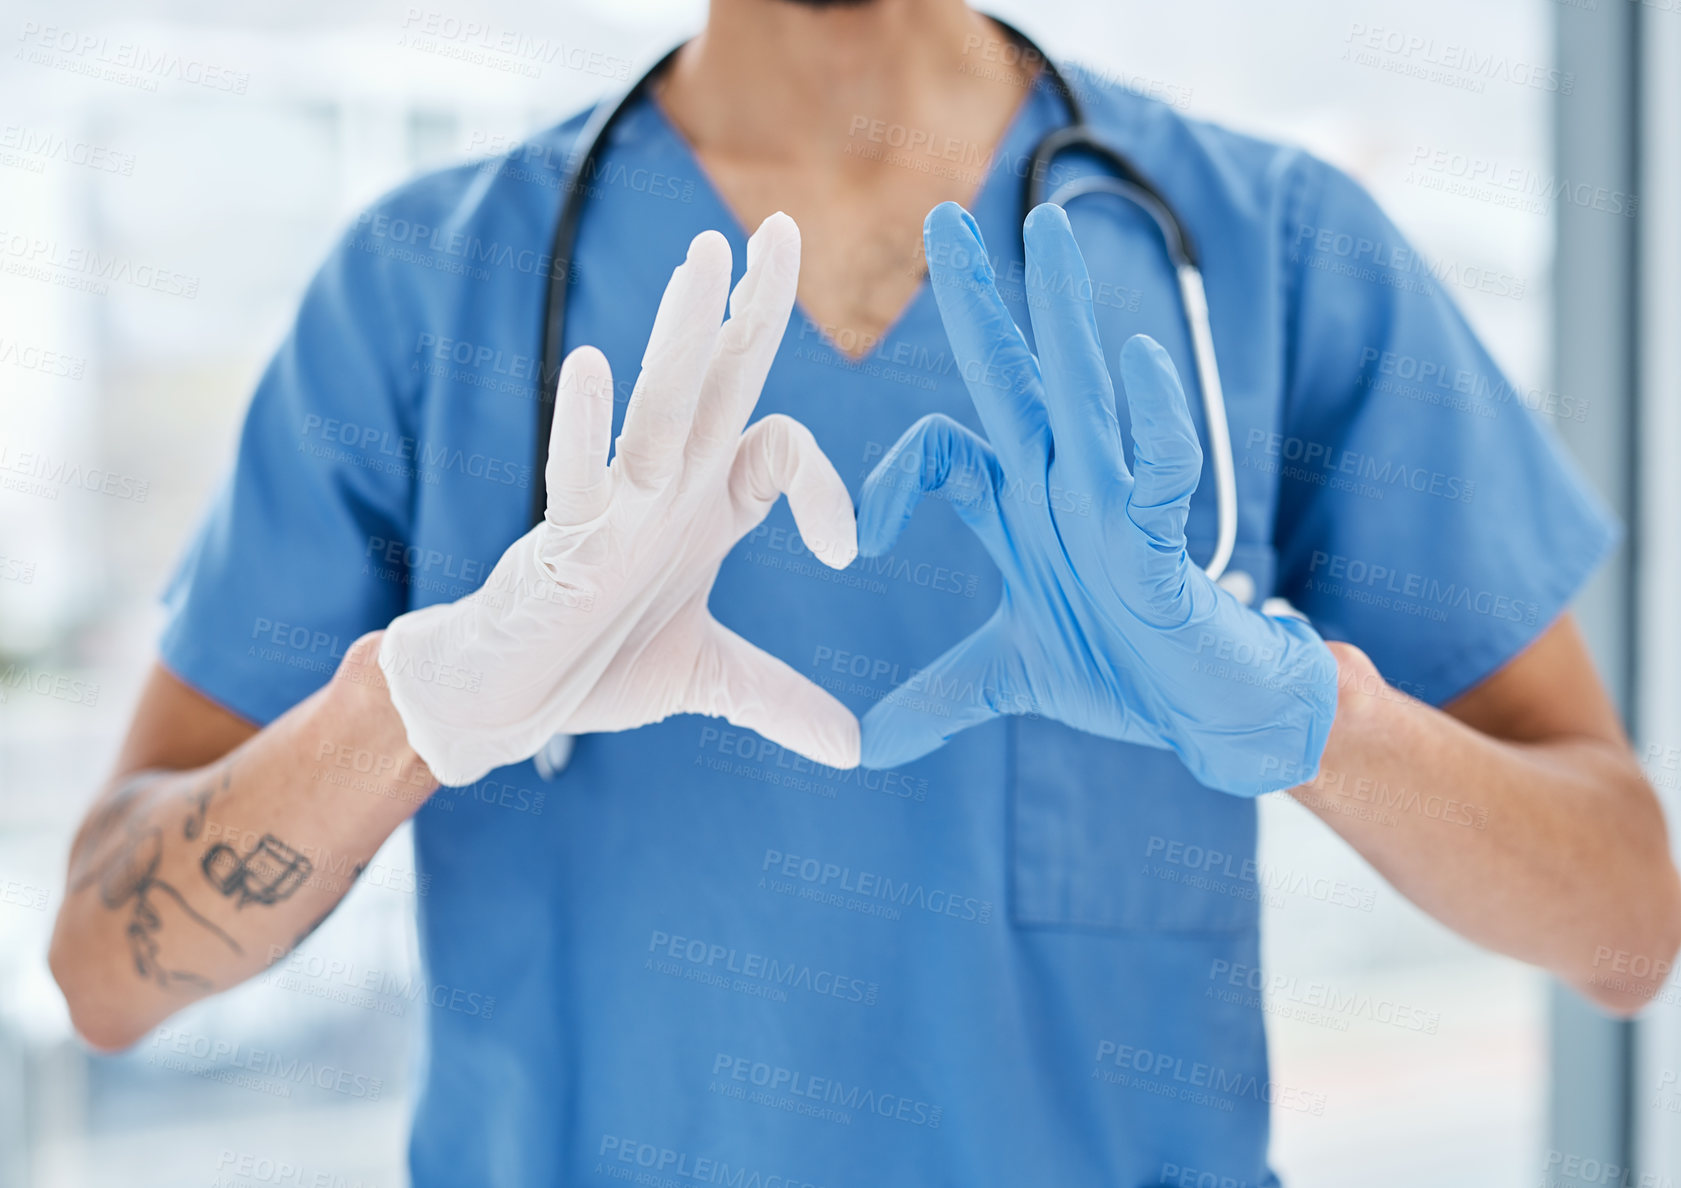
[{"x1": 856, "y1": 201, "x2": 1338, "y2": 797}]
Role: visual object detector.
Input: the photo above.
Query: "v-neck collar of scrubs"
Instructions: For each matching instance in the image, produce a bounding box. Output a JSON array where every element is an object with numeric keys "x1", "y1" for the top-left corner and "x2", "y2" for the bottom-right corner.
[{"x1": 637, "y1": 72, "x2": 1056, "y2": 365}]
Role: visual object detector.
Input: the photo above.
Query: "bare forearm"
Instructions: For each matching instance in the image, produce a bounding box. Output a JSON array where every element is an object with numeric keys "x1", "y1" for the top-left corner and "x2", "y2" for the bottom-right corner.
[
  {"x1": 1285, "y1": 643, "x2": 1681, "y2": 1014},
  {"x1": 49, "y1": 633, "x2": 437, "y2": 1049}
]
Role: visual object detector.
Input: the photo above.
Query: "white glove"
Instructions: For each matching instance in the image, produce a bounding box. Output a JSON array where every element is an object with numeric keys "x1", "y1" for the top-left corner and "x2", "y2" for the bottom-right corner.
[{"x1": 379, "y1": 213, "x2": 860, "y2": 786}]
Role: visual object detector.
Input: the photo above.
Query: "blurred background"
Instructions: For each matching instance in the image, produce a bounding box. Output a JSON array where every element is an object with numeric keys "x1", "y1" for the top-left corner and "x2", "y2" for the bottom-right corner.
[{"x1": 0, "y1": 0, "x2": 1676, "y2": 1184}]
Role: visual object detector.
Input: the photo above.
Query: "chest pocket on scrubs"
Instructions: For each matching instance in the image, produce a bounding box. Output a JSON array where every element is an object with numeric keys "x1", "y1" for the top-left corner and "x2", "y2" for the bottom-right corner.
[{"x1": 1008, "y1": 539, "x2": 1278, "y2": 932}]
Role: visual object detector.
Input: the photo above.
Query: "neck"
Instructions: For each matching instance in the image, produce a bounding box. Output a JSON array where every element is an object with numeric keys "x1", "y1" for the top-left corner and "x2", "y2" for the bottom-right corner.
[{"x1": 661, "y1": 1, "x2": 1033, "y2": 162}]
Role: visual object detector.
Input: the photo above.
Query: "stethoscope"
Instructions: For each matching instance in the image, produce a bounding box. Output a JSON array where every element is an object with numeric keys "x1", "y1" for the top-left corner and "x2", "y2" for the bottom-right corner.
[{"x1": 526, "y1": 20, "x2": 1252, "y2": 778}]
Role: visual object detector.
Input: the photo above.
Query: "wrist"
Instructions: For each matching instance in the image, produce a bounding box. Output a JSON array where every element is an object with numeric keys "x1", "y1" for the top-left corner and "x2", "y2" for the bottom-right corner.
[
  {"x1": 1286, "y1": 639, "x2": 1394, "y2": 804},
  {"x1": 313, "y1": 632, "x2": 440, "y2": 814},
  {"x1": 1324, "y1": 639, "x2": 1393, "y2": 734}
]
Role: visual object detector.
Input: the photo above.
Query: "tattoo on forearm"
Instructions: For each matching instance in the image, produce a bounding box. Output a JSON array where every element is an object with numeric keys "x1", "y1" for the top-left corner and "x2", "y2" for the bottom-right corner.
[
  {"x1": 73, "y1": 763, "x2": 349, "y2": 993},
  {"x1": 201, "y1": 834, "x2": 314, "y2": 908},
  {"x1": 182, "y1": 762, "x2": 231, "y2": 842},
  {"x1": 71, "y1": 772, "x2": 243, "y2": 990},
  {"x1": 76, "y1": 771, "x2": 163, "y2": 860}
]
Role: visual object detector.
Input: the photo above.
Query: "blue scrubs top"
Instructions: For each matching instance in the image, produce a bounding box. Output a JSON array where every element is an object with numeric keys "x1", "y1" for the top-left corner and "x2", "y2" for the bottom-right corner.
[{"x1": 161, "y1": 65, "x2": 1615, "y2": 1188}]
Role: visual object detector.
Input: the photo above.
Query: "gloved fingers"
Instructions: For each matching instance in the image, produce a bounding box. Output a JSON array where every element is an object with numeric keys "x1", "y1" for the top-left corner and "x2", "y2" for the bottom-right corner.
[
  {"x1": 1022, "y1": 203, "x2": 1126, "y2": 497},
  {"x1": 1118, "y1": 334, "x2": 1202, "y2": 551},
  {"x1": 615, "y1": 230, "x2": 733, "y2": 490},
  {"x1": 728, "y1": 413, "x2": 858, "y2": 570},
  {"x1": 923, "y1": 202, "x2": 1049, "y2": 473},
  {"x1": 857, "y1": 413, "x2": 1008, "y2": 563},
  {"x1": 699, "y1": 619, "x2": 861, "y2": 769},
  {"x1": 544, "y1": 345, "x2": 616, "y2": 527},
  {"x1": 859, "y1": 619, "x2": 1012, "y2": 769},
  {"x1": 687, "y1": 213, "x2": 801, "y2": 461}
]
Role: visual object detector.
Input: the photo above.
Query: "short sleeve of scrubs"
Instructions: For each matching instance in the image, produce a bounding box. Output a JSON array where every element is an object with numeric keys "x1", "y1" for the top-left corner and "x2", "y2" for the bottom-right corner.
[
  {"x1": 1272, "y1": 156, "x2": 1619, "y2": 705},
  {"x1": 159, "y1": 209, "x2": 416, "y2": 725}
]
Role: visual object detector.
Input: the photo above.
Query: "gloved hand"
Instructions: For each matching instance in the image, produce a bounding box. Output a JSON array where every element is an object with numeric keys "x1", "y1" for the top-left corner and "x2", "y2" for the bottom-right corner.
[
  {"x1": 856, "y1": 201, "x2": 1336, "y2": 797},
  {"x1": 380, "y1": 213, "x2": 860, "y2": 787}
]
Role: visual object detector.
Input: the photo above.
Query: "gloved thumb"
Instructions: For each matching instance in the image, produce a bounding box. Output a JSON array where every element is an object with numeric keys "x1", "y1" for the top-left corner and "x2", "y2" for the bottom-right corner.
[
  {"x1": 694, "y1": 619, "x2": 861, "y2": 769},
  {"x1": 860, "y1": 613, "x2": 1017, "y2": 769}
]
